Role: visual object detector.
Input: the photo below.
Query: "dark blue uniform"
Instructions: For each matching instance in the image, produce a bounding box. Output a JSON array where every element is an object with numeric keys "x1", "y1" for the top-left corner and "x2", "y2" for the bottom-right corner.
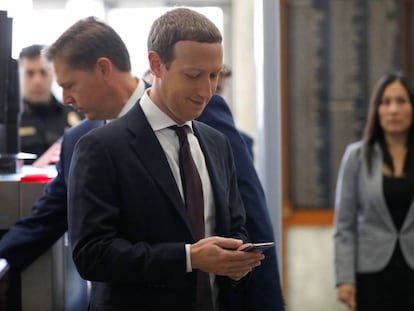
[{"x1": 19, "y1": 95, "x2": 83, "y2": 160}]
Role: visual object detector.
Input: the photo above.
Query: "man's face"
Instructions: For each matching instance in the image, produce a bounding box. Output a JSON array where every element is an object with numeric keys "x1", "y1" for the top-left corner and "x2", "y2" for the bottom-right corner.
[
  {"x1": 20, "y1": 56, "x2": 53, "y2": 103},
  {"x1": 53, "y1": 57, "x2": 118, "y2": 120},
  {"x1": 153, "y1": 40, "x2": 223, "y2": 125}
]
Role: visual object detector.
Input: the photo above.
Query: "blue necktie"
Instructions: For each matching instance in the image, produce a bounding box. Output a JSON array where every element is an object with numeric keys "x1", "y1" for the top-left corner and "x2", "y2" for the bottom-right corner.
[{"x1": 171, "y1": 125, "x2": 214, "y2": 311}]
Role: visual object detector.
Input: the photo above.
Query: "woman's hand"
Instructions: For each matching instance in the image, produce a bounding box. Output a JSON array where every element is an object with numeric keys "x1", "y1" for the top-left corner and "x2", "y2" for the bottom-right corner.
[{"x1": 337, "y1": 283, "x2": 356, "y2": 310}]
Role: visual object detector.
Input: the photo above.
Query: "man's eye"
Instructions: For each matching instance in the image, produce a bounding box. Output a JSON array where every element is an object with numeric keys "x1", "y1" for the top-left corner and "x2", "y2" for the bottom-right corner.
[{"x1": 40, "y1": 69, "x2": 49, "y2": 77}]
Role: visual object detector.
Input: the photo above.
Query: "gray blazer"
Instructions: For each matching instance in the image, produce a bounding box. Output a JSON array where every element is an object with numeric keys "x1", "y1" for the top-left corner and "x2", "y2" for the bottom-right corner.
[{"x1": 334, "y1": 141, "x2": 414, "y2": 286}]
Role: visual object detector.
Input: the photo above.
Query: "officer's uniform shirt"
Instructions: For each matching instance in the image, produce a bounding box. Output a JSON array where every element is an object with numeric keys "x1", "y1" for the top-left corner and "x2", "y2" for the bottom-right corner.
[{"x1": 19, "y1": 95, "x2": 83, "y2": 160}]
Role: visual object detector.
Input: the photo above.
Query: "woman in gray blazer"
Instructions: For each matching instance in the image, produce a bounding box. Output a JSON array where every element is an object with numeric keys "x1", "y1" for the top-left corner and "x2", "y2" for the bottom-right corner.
[{"x1": 334, "y1": 72, "x2": 414, "y2": 311}]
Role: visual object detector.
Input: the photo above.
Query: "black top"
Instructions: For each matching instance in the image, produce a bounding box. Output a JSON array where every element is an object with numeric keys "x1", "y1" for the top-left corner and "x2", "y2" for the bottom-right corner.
[
  {"x1": 383, "y1": 175, "x2": 414, "y2": 269},
  {"x1": 383, "y1": 175, "x2": 413, "y2": 231}
]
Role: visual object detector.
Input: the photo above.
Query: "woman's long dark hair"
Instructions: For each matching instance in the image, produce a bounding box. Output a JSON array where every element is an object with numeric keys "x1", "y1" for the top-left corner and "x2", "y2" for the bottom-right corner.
[{"x1": 363, "y1": 72, "x2": 414, "y2": 181}]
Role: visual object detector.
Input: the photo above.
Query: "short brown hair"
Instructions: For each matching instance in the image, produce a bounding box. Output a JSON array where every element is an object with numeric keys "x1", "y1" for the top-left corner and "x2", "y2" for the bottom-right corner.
[
  {"x1": 44, "y1": 16, "x2": 131, "y2": 72},
  {"x1": 147, "y1": 8, "x2": 222, "y2": 68}
]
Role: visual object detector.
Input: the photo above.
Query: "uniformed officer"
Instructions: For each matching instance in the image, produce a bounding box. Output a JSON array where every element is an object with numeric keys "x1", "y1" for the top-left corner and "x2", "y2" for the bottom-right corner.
[{"x1": 18, "y1": 44, "x2": 83, "y2": 162}]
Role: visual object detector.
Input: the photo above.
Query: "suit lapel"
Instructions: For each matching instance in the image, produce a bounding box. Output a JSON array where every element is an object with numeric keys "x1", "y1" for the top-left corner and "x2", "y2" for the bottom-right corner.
[
  {"x1": 125, "y1": 104, "x2": 193, "y2": 236},
  {"x1": 402, "y1": 200, "x2": 414, "y2": 232},
  {"x1": 365, "y1": 144, "x2": 396, "y2": 232}
]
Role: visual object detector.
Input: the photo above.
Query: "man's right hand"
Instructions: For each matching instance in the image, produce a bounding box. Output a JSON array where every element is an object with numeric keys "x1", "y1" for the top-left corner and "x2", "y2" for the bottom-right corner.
[
  {"x1": 337, "y1": 283, "x2": 356, "y2": 310},
  {"x1": 190, "y1": 236, "x2": 264, "y2": 281}
]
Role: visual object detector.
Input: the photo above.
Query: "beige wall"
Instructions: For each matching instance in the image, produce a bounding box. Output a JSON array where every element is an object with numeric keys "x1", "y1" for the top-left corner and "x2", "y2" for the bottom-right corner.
[{"x1": 229, "y1": 0, "x2": 258, "y2": 146}]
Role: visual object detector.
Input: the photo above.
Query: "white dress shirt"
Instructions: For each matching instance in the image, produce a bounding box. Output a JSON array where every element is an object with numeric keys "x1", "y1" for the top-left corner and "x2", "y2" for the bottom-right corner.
[{"x1": 139, "y1": 89, "x2": 218, "y2": 308}]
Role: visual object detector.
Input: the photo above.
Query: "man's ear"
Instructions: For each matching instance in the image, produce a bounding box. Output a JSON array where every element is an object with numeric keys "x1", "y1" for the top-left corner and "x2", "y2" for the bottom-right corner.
[
  {"x1": 148, "y1": 51, "x2": 162, "y2": 77},
  {"x1": 96, "y1": 57, "x2": 112, "y2": 76}
]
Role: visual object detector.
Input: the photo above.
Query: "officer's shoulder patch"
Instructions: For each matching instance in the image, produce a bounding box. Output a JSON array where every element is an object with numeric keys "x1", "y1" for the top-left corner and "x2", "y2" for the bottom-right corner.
[{"x1": 19, "y1": 126, "x2": 37, "y2": 136}]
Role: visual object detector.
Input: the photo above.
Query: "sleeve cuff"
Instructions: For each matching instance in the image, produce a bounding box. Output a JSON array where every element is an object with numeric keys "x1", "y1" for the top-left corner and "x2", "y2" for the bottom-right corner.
[{"x1": 185, "y1": 244, "x2": 192, "y2": 272}]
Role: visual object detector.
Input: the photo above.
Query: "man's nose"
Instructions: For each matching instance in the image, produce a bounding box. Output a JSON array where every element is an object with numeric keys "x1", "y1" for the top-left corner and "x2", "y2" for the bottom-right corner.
[
  {"x1": 31, "y1": 71, "x2": 48, "y2": 82},
  {"x1": 197, "y1": 77, "x2": 214, "y2": 99},
  {"x1": 62, "y1": 90, "x2": 74, "y2": 106}
]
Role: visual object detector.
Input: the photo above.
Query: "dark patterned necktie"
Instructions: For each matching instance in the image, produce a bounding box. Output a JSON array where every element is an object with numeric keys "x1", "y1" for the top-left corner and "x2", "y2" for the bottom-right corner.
[{"x1": 171, "y1": 125, "x2": 214, "y2": 311}]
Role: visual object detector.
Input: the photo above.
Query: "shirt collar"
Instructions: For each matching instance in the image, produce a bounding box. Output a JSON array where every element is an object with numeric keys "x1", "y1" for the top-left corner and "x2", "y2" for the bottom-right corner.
[
  {"x1": 106, "y1": 77, "x2": 145, "y2": 123},
  {"x1": 140, "y1": 89, "x2": 193, "y2": 132}
]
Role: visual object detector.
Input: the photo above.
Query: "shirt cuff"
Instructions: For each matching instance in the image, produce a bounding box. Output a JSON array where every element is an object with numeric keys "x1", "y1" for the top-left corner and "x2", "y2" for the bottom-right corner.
[{"x1": 185, "y1": 244, "x2": 192, "y2": 272}]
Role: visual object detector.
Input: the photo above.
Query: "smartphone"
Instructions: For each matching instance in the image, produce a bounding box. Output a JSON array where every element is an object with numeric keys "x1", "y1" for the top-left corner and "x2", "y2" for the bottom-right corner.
[{"x1": 242, "y1": 242, "x2": 275, "y2": 252}]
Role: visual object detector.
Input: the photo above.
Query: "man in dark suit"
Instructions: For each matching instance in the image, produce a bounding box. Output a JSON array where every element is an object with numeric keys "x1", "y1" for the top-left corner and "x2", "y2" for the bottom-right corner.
[
  {"x1": 198, "y1": 99, "x2": 285, "y2": 311},
  {"x1": 0, "y1": 16, "x2": 149, "y2": 310},
  {"x1": 0, "y1": 17, "x2": 148, "y2": 273},
  {"x1": 68, "y1": 8, "x2": 264, "y2": 310},
  {"x1": 0, "y1": 11, "x2": 284, "y2": 311}
]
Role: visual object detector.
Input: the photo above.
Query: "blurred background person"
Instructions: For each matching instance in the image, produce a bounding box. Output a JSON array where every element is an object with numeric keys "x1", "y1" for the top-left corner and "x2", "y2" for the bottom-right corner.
[
  {"x1": 18, "y1": 44, "x2": 83, "y2": 164},
  {"x1": 334, "y1": 72, "x2": 414, "y2": 311},
  {"x1": 216, "y1": 64, "x2": 232, "y2": 95},
  {"x1": 216, "y1": 64, "x2": 254, "y2": 159}
]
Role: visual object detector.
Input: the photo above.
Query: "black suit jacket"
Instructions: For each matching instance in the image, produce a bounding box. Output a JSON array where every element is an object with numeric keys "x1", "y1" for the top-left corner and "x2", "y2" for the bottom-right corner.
[
  {"x1": 68, "y1": 102, "x2": 248, "y2": 310},
  {"x1": 0, "y1": 94, "x2": 284, "y2": 310},
  {"x1": 198, "y1": 97, "x2": 284, "y2": 310}
]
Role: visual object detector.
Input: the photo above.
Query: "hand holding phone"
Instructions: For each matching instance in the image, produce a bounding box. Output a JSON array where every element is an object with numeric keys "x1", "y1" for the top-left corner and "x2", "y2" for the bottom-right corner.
[{"x1": 241, "y1": 242, "x2": 275, "y2": 252}]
